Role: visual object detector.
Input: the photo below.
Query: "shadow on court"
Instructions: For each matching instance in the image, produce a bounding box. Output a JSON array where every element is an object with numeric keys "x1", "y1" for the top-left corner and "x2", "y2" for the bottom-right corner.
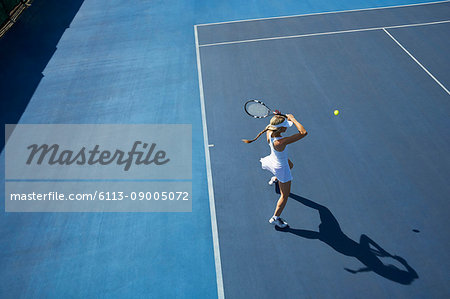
[
  {"x1": 0, "y1": 0, "x2": 84, "y2": 150},
  {"x1": 274, "y1": 183, "x2": 419, "y2": 285}
]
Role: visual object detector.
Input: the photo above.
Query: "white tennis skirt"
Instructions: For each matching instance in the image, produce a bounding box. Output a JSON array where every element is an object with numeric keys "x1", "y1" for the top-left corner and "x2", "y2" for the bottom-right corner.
[{"x1": 260, "y1": 155, "x2": 293, "y2": 183}]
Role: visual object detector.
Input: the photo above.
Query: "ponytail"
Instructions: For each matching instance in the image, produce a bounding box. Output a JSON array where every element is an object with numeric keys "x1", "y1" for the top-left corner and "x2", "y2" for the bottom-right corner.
[
  {"x1": 243, "y1": 115, "x2": 285, "y2": 144},
  {"x1": 242, "y1": 125, "x2": 276, "y2": 144}
]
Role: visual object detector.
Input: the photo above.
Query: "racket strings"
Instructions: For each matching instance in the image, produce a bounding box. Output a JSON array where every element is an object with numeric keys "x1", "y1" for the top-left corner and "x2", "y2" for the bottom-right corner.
[{"x1": 245, "y1": 102, "x2": 270, "y2": 117}]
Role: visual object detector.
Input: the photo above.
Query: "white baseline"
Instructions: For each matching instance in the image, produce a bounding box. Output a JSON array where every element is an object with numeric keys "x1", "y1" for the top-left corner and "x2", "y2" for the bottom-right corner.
[{"x1": 196, "y1": 0, "x2": 450, "y2": 26}]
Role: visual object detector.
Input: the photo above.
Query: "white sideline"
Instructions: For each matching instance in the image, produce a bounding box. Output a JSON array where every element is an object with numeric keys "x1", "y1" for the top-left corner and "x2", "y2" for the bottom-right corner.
[
  {"x1": 383, "y1": 28, "x2": 450, "y2": 95},
  {"x1": 199, "y1": 20, "x2": 450, "y2": 47},
  {"x1": 194, "y1": 25, "x2": 225, "y2": 299}
]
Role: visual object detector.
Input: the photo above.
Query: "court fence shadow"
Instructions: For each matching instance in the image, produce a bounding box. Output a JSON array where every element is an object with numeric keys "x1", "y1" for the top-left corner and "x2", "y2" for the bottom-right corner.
[
  {"x1": 0, "y1": 0, "x2": 84, "y2": 150},
  {"x1": 274, "y1": 183, "x2": 419, "y2": 285}
]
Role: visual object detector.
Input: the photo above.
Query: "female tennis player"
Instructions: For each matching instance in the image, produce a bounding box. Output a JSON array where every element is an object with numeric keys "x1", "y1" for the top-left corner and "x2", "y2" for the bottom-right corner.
[{"x1": 242, "y1": 114, "x2": 308, "y2": 228}]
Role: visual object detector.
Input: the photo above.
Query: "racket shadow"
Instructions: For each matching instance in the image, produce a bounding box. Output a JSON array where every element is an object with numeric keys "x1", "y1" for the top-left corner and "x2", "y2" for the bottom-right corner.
[{"x1": 274, "y1": 183, "x2": 419, "y2": 285}]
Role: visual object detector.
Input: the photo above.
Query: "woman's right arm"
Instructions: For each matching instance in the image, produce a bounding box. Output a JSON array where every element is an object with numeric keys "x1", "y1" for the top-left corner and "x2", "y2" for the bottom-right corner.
[{"x1": 281, "y1": 114, "x2": 308, "y2": 145}]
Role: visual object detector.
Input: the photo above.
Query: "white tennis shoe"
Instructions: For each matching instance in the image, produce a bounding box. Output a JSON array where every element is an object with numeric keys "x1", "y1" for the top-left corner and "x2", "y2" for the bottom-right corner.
[
  {"x1": 268, "y1": 176, "x2": 278, "y2": 185},
  {"x1": 269, "y1": 216, "x2": 288, "y2": 228}
]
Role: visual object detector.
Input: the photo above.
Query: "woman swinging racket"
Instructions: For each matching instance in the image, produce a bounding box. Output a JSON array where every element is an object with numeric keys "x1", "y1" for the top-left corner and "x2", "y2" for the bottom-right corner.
[{"x1": 242, "y1": 114, "x2": 308, "y2": 228}]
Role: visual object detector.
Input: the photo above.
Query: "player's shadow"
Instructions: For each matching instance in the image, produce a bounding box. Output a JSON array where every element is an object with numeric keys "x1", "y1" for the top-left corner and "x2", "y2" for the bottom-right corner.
[{"x1": 274, "y1": 183, "x2": 418, "y2": 285}]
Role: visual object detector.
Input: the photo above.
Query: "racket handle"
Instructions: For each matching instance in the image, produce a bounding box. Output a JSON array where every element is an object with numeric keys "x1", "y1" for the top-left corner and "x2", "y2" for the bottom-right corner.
[{"x1": 274, "y1": 110, "x2": 287, "y2": 117}]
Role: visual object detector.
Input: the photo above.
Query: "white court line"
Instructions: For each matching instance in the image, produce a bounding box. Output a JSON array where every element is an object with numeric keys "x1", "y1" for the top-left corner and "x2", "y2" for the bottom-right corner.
[
  {"x1": 383, "y1": 28, "x2": 450, "y2": 95},
  {"x1": 194, "y1": 25, "x2": 225, "y2": 299},
  {"x1": 199, "y1": 20, "x2": 450, "y2": 47},
  {"x1": 196, "y1": 0, "x2": 450, "y2": 26}
]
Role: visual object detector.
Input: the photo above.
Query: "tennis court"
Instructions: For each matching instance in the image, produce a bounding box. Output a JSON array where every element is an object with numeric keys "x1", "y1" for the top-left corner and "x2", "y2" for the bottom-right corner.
[
  {"x1": 196, "y1": 2, "x2": 450, "y2": 298},
  {"x1": 1, "y1": 0, "x2": 449, "y2": 298}
]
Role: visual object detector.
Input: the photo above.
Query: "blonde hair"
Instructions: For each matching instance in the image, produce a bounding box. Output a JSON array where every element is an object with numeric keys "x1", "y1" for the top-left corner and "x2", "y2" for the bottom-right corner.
[{"x1": 242, "y1": 115, "x2": 286, "y2": 144}]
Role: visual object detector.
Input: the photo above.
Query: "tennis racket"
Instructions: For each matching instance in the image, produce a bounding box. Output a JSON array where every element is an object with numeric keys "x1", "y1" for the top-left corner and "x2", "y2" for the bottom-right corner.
[{"x1": 244, "y1": 99, "x2": 286, "y2": 118}]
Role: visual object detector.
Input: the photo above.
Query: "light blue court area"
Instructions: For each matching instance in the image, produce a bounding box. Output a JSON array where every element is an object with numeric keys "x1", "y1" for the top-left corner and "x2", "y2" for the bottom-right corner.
[{"x1": 0, "y1": 0, "x2": 449, "y2": 298}]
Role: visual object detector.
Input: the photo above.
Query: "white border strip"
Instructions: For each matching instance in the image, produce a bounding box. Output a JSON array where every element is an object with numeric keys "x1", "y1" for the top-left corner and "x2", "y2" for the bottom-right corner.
[
  {"x1": 199, "y1": 20, "x2": 450, "y2": 47},
  {"x1": 196, "y1": 0, "x2": 450, "y2": 26},
  {"x1": 194, "y1": 25, "x2": 225, "y2": 299},
  {"x1": 383, "y1": 28, "x2": 450, "y2": 95}
]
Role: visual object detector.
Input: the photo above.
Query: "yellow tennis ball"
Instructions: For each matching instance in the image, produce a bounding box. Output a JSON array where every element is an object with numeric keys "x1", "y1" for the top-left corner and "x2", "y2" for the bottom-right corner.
[{"x1": 334, "y1": 110, "x2": 340, "y2": 116}]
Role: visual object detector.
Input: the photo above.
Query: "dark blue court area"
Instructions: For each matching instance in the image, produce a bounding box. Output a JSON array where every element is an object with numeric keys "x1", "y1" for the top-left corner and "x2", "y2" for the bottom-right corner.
[
  {"x1": 1, "y1": 0, "x2": 449, "y2": 298},
  {"x1": 196, "y1": 2, "x2": 450, "y2": 298}
]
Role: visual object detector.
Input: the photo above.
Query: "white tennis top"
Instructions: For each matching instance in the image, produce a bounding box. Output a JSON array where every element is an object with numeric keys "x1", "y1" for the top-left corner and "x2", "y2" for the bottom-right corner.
[{"x1": 268, "y1": 136, "x2": 289, "y2": 167}]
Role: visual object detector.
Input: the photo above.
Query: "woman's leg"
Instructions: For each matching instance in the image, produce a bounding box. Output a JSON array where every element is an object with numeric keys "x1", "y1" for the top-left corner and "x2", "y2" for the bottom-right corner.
[{"x1": 274, "y1": 180, "x2": 291, "y2": 217}]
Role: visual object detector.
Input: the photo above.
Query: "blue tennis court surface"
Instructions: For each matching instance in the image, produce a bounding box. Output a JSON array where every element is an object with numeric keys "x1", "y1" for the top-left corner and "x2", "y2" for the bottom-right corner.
[
  {"x1": 196, "y1": 2, "x2": 449, "y2": 298},
  {"x1": 1, "y1": 0, "x2": 449, "y2": 298}
]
